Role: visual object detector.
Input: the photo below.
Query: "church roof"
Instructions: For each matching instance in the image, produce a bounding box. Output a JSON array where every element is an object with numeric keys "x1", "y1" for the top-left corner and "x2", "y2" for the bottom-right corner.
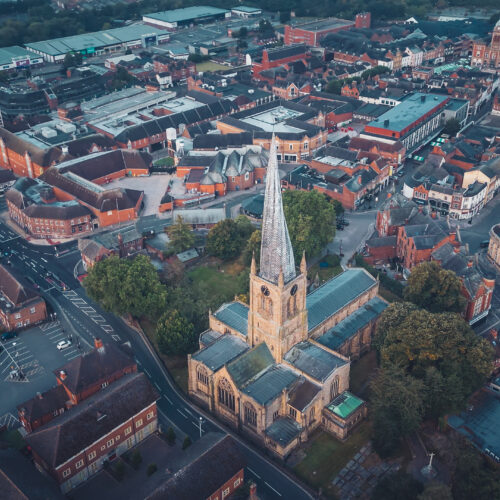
[
  {"x1": 242, "y1": 365, "x2": 298, "y2": 406},
  {"x1": 265, "y1": 417, "x2": 302, "y2": 446},
  {"x1": 213, "y1": 302, "x2": 249, "y2": 336},
  {"x1": 259, "y1": 134, "x2": 296, "y2": 285},
  {"x1": 192, "y1": 335, "x2": 249, "y2": 372},
  {"x1": 227, "y1": 343, "x2": 274, "y2": 389},
  {"x1": 306, "y1": 268, "x2": 377, "y2": 331},
  {"x1": 316, "y1": 297, "x2": 388, "y2": 351},
  {"x1": 284, "y1": 341, "x2": 346, "y2": 382}
]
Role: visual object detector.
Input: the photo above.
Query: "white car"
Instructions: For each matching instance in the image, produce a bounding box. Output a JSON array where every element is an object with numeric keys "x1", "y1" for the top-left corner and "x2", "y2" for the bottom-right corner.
[{"x1": 57, "y1": 339, "x2": 72, "y2": 350}]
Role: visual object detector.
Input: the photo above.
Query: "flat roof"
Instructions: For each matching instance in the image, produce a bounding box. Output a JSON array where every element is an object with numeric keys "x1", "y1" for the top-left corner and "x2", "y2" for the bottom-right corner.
[
  {"x1": 242, "y1": 106, "x2": 304, "y2": 133},
  {"x1": 25, "y1": 24, "x2": 169, "y2": 56},
  {"x1": 327, "y1": 391, "x2": 364, "y2": 419},
  {"x1": 289, "y1": 17, "x2": 353, "y2": 32},
  {"x1": 231, "y1": 6, "x2": 262, "y2": 12},
  {"x1": 144, "y1": 6, "x2": 229, "y2": 24},
  {"x1": 367, "y1": 93, "x2": 449, "y2": 133},
  {"x1": 0, "y1": 46, "x2": 38, "y2": 66}
]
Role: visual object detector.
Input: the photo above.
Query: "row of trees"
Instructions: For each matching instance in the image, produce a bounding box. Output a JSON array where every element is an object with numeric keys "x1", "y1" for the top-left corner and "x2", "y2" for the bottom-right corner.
[{"x1": 370, "y1": 262, "x2": 494, "y2": 457}]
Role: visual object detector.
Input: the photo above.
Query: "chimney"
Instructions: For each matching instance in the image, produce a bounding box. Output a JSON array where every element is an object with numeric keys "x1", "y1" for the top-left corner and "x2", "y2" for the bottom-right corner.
[
  {"x1": 94, "y1": 338, "x2": 104, "y2": 350},
  {"x1": 249, "y1": 482, "x2": 259, "y2": 500},
  {"x1": 421, "y1": 95, "x2": 426, "y2": 102},
  {"x1": 491, "y1": 329, "x2": 498, "y2": 340},
  {"x1": 453, "y1": 246, "x2": 460, "y2": 253},
  {"x1": 36, "y1": 392, "x2": 42, "y2": 400},
  {"x1": 59, "y1": 370, "x2": 67, "y2": 381},
  {"x1": 384, "y1": 119, "x2": 390, "y2": 127},
  {"x1": 357, "y1": 175, "x2": 362, "y2": 184},
  {"x1": 467, "y1": 260, "x2": 473, "y2": 268},
  {"x1": 61, "y1": 145, "x2": 69, "y2": 155}
]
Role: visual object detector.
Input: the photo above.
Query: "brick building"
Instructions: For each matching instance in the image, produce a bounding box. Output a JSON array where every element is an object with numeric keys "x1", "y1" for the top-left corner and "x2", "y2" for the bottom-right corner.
[
  {"x1": 432, "y1": 243, "x2": 495, "y2": 325},
  {"x1": 488, "y1": 224, "x2": 500, "y2": 270},
  {"x1": 471, "y1": 19, "x2": 500, "y2": 69},
  {"x1": 284, "y1": 18, "x2": 356, "y2": 47},
  {"x1": 152, "y1": 55, "x2": 196, "y2": 82},
  {"x1": 26, "y1": 372, "x2": 158, "y2": 493},
  {"x1": 0, "y1": 265, "x2": 47, "y2": 331},
  {"x1": 252, "y1": 44, "x2": 309, "y2": 79}
]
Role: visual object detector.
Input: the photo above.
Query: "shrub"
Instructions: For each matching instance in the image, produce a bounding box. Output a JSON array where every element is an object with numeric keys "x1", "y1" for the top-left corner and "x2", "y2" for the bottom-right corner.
[
  {"x1": 166, "y1": 427, "x2": 176, "y2": 446},
  {"x1": 147, "y1": 463, "x2": 157, "y2": 476},
  {"x1": 130, "y1": 450, "x2": 142, "y2": 470},
  {"x1": 182, "y1": 436, "x2": 192, "y2": 450}
]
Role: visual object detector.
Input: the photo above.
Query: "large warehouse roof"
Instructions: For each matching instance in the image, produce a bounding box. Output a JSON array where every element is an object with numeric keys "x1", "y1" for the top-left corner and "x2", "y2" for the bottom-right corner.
[
  {"x1": 144, "y1": 6, "x2": 229, "y2": 24},
  {"x1": 25, "y1": 24, "x2": 169, "y2": 57}
]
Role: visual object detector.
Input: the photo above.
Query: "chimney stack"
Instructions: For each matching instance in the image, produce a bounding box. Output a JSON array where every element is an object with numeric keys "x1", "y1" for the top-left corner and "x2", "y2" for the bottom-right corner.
[
  {"x1": 94, "y1": 338, "x2": 104, "y2": 350},
  {"x1": 467, "y1": 260, "x2": 473, "y2": 268},
  {"x1": 249, "y1": 482, "x2": 259, "y2": 500},
  {"x1": 36, "y1": 392, "x2": 42, "y2": 400},
  {"x1": 453, "y1": 246, "x2": 460, "y2": 253},
  {"x1": 59, "y1": 370, "x2": 67, "y2": 381}
]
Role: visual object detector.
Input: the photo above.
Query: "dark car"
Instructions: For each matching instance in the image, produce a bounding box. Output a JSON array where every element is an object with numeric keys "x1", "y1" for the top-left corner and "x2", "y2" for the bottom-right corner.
[{"x1": 1, "y1": 331, "x2": 17, "y2": 342}]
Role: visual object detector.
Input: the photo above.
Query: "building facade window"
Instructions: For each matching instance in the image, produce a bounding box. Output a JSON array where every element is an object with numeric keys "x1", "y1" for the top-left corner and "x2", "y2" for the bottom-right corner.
[
  {"x1": 106, "y1": 438, "x2": 114, "y2": 448},
  {"x1": 147, "y1": 411, "x2": 154, "y2": 420},
  {"x1": 63, "y1": 468, "x2": 71, "y2": 478},
  {"x1": 217, "y1": 378, "x2": 235, "y2": 411},
  {"x1": 88, "y1": 451, "x2": 96, "y2": 460},
  {"x1": 289, "y1": 406, "x2": 297, "y2": 419},
  {"x1": 244, "y1": 402, "x2": 257, "y2": 427},
  {"x1": 136, "y1": 419, "x2": 143, "y2": 427},
  {"x1": 197, "y1": 367, "x2": 209, "y2": 386},
  {"x1": 124, "y1": 426, "x2": 132, "y2": 436},
  {"x1": 75, "y1": 459, "x2": 84, "y2": 469}
]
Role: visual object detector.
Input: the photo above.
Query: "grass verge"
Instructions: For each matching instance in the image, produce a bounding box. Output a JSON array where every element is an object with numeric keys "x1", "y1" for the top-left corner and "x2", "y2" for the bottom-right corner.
[
  {"x1": 195, "y1": 61, "x2": 229, "y2": 72},
  {"x1": 293, "y1": 422, "x2": 372, "y2": 498},
  {"x1": 308, "y1": 254, "x2": 343, "y2": 284}
]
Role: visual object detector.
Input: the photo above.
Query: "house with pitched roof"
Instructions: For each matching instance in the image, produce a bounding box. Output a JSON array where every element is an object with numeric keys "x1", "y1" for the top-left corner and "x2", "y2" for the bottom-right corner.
[
  {"x1": 0, "y1": 265, "x2": 47, "y2": 331},
  {"x1": 188, "y1": 136, "x2": 386, "y2": 457}
]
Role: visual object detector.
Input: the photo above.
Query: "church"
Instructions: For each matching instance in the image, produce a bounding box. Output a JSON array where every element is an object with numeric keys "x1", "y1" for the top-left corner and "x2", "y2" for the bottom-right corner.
[{"x1": 188, "y1": 136, "x2": 388, "y2": 458}]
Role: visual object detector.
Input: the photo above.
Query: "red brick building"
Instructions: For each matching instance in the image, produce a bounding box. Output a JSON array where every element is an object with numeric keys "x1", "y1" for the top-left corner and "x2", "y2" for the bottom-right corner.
[
  {"x1": 284, "y1": 18, "x2": 356, "y2": 47},
  {"x1": 252, "y1": 44, "x2": 309, "y2": 79},
  {"x1": 0, "y1": 265, "x2": 47, "y2": 331},
  {"x1": 153, "y1": 55, "x2": 196, "y2": 82},
  {"x1": 431, "y1": 243, "x2": 495, "y2": 324},
  {"x1": 26, "y1": 372, "x2": 158, "y2": 493},
  {"x1": 471, "y1": 20, "x2": 500, "y2": 68},
  {"x1": 0, "y1": 127, "x2": 66, "y2": 178}
]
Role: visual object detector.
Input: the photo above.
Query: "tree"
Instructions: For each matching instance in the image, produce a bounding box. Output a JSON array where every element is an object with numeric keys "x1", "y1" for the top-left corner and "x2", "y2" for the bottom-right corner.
[
  {"x1": 165, "y1": 426, "x2": 176, "y2": 445},
  {"x1": 443, "y1": 118, "x2": 461, "y2": 136},
  {"x1": 418, "y1": 482, "x2": 453, "y2": 500},
  {"x1": 280, "y1": 11, "x2": 291, "y2": 23},
  {"x1": 182, "y1": 436, "x2": 192, "y2": 450},
  {"x1": 371, "y1": 367, "x2": 425, "y2": 457},
  {"x1": 237, "y1": 27, "x2": 247, "y2": 38},
  {"x1": 156, "y1": 309, "x2": 196, "y2": 355},
  {"x1": 404, "y1": 261, "x2": 467, "y2": 314},
  {"x1": 376, "y1": 304, "x2": 494, "y2": 416},
  {"x1": 130, "y1": 450, "x2": 142, "y2": 470},
  {"x1": 372, "y1": 471, "x2": 424, "y2": 500},
  {"x1": 243, "y1": 230, "x2": 261, "y2": 266},
  {"x1": 84, "y1": 255, "x2": 167, "y2": 319},
  {"x1": 326, "y1": 79, "x2": 343, "y2": 95},
  {"x1": 283, "y1": 190, "x2": 335, "y2": 261},
  {"x1": 206, "y1": 219, "x2": 245, "y2": 260},
  {"x1": 168, "y1": 216, "x2": 195, "y2": 254}
]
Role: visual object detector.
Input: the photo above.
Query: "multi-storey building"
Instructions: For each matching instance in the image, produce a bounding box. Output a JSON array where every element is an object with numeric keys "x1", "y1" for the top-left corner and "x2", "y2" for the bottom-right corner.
[
  {"x1": 471, "y1": 20, "x2": 500, "y2": 69},
  {"x1": 26, "y1": 372, "x2": 158, "y2": 493},
  {"x1": 0, "y1": 265, "x2": 47, "y2": 331},
  {"x1": 283, "y1": 18, "x2": 356, "y2": 47}
]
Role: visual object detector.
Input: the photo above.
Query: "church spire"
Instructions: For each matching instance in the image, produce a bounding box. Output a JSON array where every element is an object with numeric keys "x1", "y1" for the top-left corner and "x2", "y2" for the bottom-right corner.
[{"x1": 259, "y1": 134, "x2": 296, "y2": 285}]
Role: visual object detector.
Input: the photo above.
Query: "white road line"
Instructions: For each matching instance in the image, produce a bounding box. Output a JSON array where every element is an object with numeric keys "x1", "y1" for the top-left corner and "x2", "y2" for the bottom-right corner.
[
  {"x1": 176, "y1": 409, "x2": 188, "y2": 418},
  {"x1": 184, "y1": 407, "x2": 193, "y2": 417},
  {"x1": 247, "y1": 467, "x2": 261, "y2": 479},
  {"x1": 143, "y1": 369, "x2": 151, "y2": 377},
  {"x1": 154, "y1": 382, "x2": 161, "y2": 391},
  {"x1": 163, "y1": 395, "x2": 172, "y2": 404},
  {"x1": 191, "y1": 421, "x2": 203, "y2": 432},
  {"x1": 264, "y1": 482, "x2": 282, "y2": 496},
  {"x1": 41, "y1": 257, "x2": 48, "y2": 263},
  {"x1": 66, "y1": 352, "x2": 81, "y2": 361}
]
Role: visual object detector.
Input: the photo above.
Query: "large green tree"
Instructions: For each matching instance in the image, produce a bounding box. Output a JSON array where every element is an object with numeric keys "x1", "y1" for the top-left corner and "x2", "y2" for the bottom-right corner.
[
  {"x1": 376, "y1": 303, "x2": 494, "y2": 416},
  {"x1": 156, "y1": 309, "x2": 196, "y2": 355},
  {"x1": 404, "y1": 261, "x2": 466, "y2": 313},
  {"x1": 371, "y1": 367, "x2": 425, "y2": 457},
  {"x1": 243, "y1": 229, "x2": 261, "y2": 266},
  {"x1": 282, "y1": 190, "x2": 335, "y2": 261},
  {"x1": 168, "y1": 216, "x2": 195, "y2": 253},
  {"x1": 372, "y1": 471, "x2": 423, "y2": 500},
  {"x1": 84, "y1": 254, "x2": 167, "y2": 319},
  {"x1": 206, "y1": 216, "x2": 254, "y2": 260}
]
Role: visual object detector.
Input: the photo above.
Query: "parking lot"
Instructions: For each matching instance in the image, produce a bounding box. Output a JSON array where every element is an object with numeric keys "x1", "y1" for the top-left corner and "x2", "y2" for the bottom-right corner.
[{"x1": 0, "y1": 322, "x2": 91, "y2": 430}]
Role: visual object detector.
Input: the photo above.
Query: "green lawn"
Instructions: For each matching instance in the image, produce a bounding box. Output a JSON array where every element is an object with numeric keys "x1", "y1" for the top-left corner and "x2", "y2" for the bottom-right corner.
[
  {"x1": 308, "y1": 254, "x2": 343, "y2": 285},
  {"x1": 188, "y1": 264, "x2": 246, "y2": 300},
  {"x1": 0, "y1": 429, "x2": 25, "y2": 450},
  {"x1": 293, "y1": 423, "x2": 372, "y2": 497},
  {"x1": 196, "y1": 61, "x2": 229, "y2": 72}
]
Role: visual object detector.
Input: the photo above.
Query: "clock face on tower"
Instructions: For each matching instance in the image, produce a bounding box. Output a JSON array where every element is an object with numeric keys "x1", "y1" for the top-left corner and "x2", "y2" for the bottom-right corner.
[
  {"x1": 261, "y1": 285, "x2": 270, "y2": 296},
  {"x1": 290, "y1": 284, "x2": 298, "y2": 296}
]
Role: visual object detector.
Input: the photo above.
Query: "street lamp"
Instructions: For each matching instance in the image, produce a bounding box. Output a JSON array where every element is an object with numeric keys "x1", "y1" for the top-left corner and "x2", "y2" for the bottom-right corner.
[{"x1": 198, "y1": 416, "x2": 203, "y2": 438}]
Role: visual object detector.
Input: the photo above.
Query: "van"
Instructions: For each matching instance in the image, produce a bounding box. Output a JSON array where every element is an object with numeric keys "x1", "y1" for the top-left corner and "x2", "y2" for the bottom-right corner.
[{"x1": 1, "y1": 331, "x2": 17, "y2": 342}]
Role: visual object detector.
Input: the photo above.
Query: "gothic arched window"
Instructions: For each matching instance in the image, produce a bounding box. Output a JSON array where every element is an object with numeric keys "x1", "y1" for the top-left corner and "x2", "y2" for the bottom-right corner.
[
  {"x1": 217, "y1": 378, "x2": 235, "y2": 412},
  {"x1": 244, "y1": 402, "x2": 257, "y2": 427},
  {"x1": 197, "y1": 367, "x2": 209, "y2": 387},
  {"x1": 330, "y1": 376, "x2": 340, "y2": 401}
]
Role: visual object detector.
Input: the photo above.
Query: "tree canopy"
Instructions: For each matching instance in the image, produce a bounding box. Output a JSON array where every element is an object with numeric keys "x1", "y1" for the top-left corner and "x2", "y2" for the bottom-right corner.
[
  {"x1": 372, "y1": 471, "x2": 423, "y2": 500},
  {"x1": 206, "y1": 215, "x2": 255, "y2": 260},
  {"x1": 156, "y1": 309, "x2": 196, "y2": 356},
  {"x1": 83, "y1": 254, "x2": 167, "y2": 319},
  {"x1": 168, "y1": 216, "x2": 195, "y2": 254},
  {"x1": 282, "y1": 190, "x2": 335, "y2": 261},
  {"x1": 404, "y1": 261, "x2": 466, "y2": 313}
]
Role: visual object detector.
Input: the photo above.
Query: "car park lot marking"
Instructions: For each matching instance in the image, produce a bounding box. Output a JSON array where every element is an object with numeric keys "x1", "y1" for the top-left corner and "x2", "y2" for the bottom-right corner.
[{"x1": 0, "y1": 413, "x2": 19, "y2": 430}]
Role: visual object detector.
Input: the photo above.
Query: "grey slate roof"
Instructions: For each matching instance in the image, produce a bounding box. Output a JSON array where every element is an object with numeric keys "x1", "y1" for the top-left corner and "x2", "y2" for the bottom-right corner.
[
  {"x1": 242, "y1": 365, "x2": 298, "y2": 406},
  {"x1": 284, "y1": 341, "x2": 346, "y2": 382},
  {"x1": 317, "y1": 297, "x2": 388, "y2": 351},
  {"x1": 265, "y1": 417, "x2": 302, "y2": 446},
  {"x1": 192, "y1": 334, "x2": 249, "y2": 372},
  {"x1": 213, "y1": 301, "x2": 249, "y2": 336},
  {"x1": 227, "y1": 342, "x2": 274, "y2": 389},
  {"x1": 287, "y1": 378, "x2": 321, "y2": 411},
  {"x1": 306, "y1": 268, "x2": 377, "y2": 331}
]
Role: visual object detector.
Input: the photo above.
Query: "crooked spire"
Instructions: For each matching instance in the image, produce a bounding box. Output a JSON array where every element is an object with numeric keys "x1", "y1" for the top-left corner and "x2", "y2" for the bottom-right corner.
[{"x1": 259, "y1": 134, "x2": 296, "y2": 285}]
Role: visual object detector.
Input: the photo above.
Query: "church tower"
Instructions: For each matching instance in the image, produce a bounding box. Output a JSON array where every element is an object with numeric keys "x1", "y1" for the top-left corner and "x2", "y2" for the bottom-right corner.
[{"x1": 247, "y1": 134, "x2": 308, "y2": 362}]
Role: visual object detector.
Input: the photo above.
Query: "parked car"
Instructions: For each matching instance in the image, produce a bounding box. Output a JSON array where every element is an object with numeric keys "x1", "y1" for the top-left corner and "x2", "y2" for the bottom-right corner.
[
  {"x1": 57, "y1": 339, "x2": 72, "y2": 350},
  {"x1": 1, "y1": 331, "x2": 17, "y2": 342}
]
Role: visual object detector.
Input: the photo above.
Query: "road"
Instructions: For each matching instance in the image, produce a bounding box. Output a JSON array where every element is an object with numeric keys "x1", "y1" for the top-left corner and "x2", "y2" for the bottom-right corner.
[{"x1": 0, "y1": 221, "x2": 312, "y2": 500}]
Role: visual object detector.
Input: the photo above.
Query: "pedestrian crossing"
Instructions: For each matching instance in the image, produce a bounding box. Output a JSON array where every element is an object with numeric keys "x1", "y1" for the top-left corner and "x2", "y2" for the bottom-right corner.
[{"x1": 62, "y1": 291, "x2": 121, "y2": 342}]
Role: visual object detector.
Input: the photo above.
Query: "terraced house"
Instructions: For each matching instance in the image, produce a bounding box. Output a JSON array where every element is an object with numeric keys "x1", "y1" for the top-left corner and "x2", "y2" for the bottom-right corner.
[{"x1": 188, "y1": 136, "x2": 384, "y2": 458}]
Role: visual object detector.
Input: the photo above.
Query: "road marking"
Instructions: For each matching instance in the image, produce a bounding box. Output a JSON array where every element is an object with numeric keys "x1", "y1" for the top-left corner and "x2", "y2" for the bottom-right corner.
[
  {"x1": 191, "y1": 421, "x2": 204, "y2": 432},
  {"x1": 41, "y1": 257, "x2": 48, "y2": 263},
  {"x1": 102, "y1": 325, "x2": 114, "y2": 332},
  {"x1": 154, "y1": 382, "x2": 161, "y2": 391},
  {"x1": 177, "y1": 409, "x2": 188, "y2": 418},
  {"x1": 111, "y1": 334, "x2": 121, "y2": 342},
  {"x1": 143, "y1": 369, "x2": 151, "y2": 377},
  {"x1": 163, "y1": 395, "x2": 172, "y2": 404},
  {"x1": 184, "y1": 407, "x2": 193, "y2": 417},
  {"x1": 66, "y1": 352, "x2": 81, "y2": 361},
  {"x1": 247, "y1": 467, "x2": 261, "y2": 479},
  {"x1": 265, "y1": 482, "x2": 282, "y2": 496}
]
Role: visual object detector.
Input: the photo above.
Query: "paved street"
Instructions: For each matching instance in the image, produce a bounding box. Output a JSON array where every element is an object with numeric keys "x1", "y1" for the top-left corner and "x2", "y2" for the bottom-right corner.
[{"x1": 0, "y1": 221, "x2": 312, "y2": 499}]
